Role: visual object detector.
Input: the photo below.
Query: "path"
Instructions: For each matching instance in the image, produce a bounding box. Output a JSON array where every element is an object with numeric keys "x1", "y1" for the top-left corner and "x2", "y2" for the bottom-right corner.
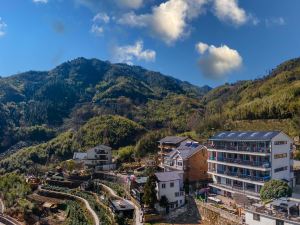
[
  {"x1": 99, "y1": 183, "x2": 143, "y2": 225},
  {"x1": 40, "y1": 187, "x2": 100, "y2": 225}
]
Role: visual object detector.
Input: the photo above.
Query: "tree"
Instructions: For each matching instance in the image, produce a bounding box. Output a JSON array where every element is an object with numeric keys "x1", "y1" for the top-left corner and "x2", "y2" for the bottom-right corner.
[
  {"x1": 159, "y1": 195, "x2": 169, "y2": 213},
  {"x1": 260, "y1": 179, "x2": 292, "y2": 201},
  {"x1": 143, "y1": 174, "x2": 157, "y2": 208}
]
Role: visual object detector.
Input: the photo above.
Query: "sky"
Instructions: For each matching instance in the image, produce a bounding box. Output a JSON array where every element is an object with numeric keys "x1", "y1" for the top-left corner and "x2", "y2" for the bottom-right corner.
[{"x1": 0, "y1": 0, "x2": 300, "y2": 87}]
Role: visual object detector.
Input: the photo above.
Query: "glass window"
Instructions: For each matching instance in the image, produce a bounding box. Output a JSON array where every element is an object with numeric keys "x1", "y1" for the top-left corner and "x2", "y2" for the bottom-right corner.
[
  {"x1": 170, "y1": 182, "x2": 174, "y2": 188},
  {"x1": 162, "y1": 183, "x2": 166, "y2": 189},
  {"x1": 276, "y1": 220, "x2": 284, "y2": 225}
]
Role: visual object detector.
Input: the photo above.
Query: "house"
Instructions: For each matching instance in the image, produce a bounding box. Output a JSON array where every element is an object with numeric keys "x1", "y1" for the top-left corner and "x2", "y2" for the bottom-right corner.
[
  {"x1": 163, "y1": 140, "x2": 209, "y2": 188},
  {"x1": 158, "y1": 136, "x2": 190, "y2": 165},
  {"x1": 73, "y1": 145, "x2": 115, "y2": 171},
  {"x1": 109, "y1": 199, "x2": 135, "y2": 219},
  {"x1": 245, "y1": 199, "x2": 300, "y2": 225},
  {"x1": 207, "y1": 131, "x2": 294, "y2": 199},
  {"x1": 154, "y1": 171, "x2": 185, "y2": 211}
]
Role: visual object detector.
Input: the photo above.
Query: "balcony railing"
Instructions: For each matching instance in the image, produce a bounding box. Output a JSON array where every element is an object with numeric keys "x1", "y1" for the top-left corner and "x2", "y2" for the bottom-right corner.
[
  {"x1": 212, "y1": 183, "x2": 260, "y2": 196},
  {"x1": 207, "y1": 144, "x2": 271, "y2": 153},
  {"x1": 212, "y1": 157, "x2": 271, "y2": 168},
  {"x1": 212, "y1": 170, "x2": 271, "y2": 182}
]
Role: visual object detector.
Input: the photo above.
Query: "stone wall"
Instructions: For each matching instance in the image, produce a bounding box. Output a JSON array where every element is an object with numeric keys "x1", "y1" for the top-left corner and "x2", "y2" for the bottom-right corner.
[{"x1": 196, "y1": 201, "x2": 243, "y2": 225}]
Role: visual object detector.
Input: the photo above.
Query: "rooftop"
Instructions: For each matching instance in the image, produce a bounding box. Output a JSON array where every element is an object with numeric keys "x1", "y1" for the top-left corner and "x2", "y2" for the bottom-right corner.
[
  {"x1": 209, "y1": 131, "x2": 281, "y2": 141},
  {"x1": 159, "y1": 136, "x2": 188, "y2": 145},
  {"x1": 155, "y1": 171, "x2": 181, "y2": 182},
  {"x1": 73, "y1": 152, "x2": 87, "y2": 160},
  {"x1": 88, "y1": 144, "x2": 112, "y2": 152},
  {"x1": 110, "y1": 200, "x2": 135, "y2": 211},
  {"x1": 174, "y1": 141, "x2": 204, "y2": 159}
]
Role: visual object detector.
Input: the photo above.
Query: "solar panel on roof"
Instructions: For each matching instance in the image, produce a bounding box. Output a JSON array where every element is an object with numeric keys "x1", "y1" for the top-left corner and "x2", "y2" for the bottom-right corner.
[
  {"x1": 238, "y1": 132, "x2": 246, "y2": 137},
  {"x1": 264, "y1": 132, "x2": 273, "y2": 137},
  {"x1": 250, "y1": 132, "x2": 259, "y2": 137},
  {"x1": 228, "y1": 132, "x2": 235, "y2": 137},
  {"x1": 218, "y1": 132, "x2": 226, "y2": 137}
]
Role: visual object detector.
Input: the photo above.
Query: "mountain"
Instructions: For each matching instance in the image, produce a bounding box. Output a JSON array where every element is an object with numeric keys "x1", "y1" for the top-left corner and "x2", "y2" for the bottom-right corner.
[
  {"x1": 198, "y1": 57, "x2": 300, "y2": 137},
  {"x1": 0, "y1": 57, "x2": 210, "y2": 153}
]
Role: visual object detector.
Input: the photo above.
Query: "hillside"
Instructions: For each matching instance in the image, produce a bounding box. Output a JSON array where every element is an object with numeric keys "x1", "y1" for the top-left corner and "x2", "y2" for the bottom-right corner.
[
  {"x1": 0, "y1": 57, "x2": 300, "y2": 174},
  {"x1": 0, "y1": 57, "x2": 210, "y2": 153},
  {"x1": 198, "y1": 57, "x2": 300, "y2": 137}
]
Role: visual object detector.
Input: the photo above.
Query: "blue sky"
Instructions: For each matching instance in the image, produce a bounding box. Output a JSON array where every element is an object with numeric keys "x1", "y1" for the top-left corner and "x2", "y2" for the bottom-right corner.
[{"x1": 0, "y1": 0, "x2": 299, "y2": 87}]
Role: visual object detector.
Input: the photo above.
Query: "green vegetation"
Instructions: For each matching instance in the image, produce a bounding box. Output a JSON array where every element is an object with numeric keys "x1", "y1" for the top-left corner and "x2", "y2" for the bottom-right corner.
[
  {"x1": 65, "y1": 200, "x2": 93, "y2": 225},
  {"x1": 260, "y1": 179, "x2": 292, "y2": 201},
  {"x1": 100, "y1": 180, "x2": 126, "y2": 197},
  {"x1": 0, "y1": 173, "x2": 34, "y2": 218},
  {"x1": 143, "y1": 174, "x2": 157, "y2": 208}
]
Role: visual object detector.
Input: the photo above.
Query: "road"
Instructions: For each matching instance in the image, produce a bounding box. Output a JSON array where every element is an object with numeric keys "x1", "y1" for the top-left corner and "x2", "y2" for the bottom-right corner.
[
  {"x1": 99, "y1": 183, "x2": 143, "y2": 225},
  {"x1": 39, "y1": 187, "x2": 100, "y2": 225}
]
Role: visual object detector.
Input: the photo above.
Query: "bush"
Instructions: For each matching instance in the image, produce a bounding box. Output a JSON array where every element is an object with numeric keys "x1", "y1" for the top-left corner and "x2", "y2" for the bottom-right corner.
[{"x1": 260, "y1": 179, "x2": 292, "y2": 201}]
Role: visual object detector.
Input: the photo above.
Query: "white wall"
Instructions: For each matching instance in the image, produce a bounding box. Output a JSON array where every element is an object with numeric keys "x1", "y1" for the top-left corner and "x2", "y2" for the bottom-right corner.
[
  {"x1": 245, "y1": 211, "x2": 299, "y2": 225},
  {"x1": 271, "y1": 132, "x2": 293, "y2": 184},
  {"x1": 156, "y1": 179, "x2": 185, "y2": 207}
]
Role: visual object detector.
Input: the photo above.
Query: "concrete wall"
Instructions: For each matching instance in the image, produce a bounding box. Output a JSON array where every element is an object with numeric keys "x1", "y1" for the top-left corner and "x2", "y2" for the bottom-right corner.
[
  {"x1": 271, "y1": 132, "x2": 293, "y2": 185},
  {"x1": 156, "y1": 179, "x2": 185, "y2": 207}
]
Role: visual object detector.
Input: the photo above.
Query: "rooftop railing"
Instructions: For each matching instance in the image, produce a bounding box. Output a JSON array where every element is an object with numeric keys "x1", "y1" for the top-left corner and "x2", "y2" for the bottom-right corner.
[{"x1": 214, "y1": 157, "x2": 271, "y2": 168}]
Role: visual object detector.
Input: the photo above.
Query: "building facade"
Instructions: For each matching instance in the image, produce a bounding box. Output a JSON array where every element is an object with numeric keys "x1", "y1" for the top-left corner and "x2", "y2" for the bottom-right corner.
[
  {"x1": 207, "y1": 131, "x2": 294, "y2": 199},
  {"x1": 163, "y1": 140, "x2": 209, "y2": 186},
  {"x1": 158, "y1": 136, "x2": 190, "y2": 165},
  {"x1": 73, "y1": 145, "x2": 115, "y2": 170},
  {"x1": 155, "y1": 171, "x2": 185, "y2": 211}
]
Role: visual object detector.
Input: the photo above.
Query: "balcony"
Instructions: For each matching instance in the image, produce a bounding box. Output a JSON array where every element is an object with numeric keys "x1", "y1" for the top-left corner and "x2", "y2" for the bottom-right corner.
[
  {"x1": 207, "y1": 144, "x2": 271, "y2": 154},
  {"x1": 211, "y1": 170, "x2": 271, "y2": 182},
  {"x1": 210, "y1": 183, "x2": 260, "y2": 197},
  {"x1": 216, "y1": 158, "x2": 271, "y2": 168}
]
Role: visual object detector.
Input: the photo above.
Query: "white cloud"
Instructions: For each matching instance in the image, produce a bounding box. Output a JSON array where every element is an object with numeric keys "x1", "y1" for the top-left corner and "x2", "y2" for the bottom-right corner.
[
  {"x1": 213, "y1": 0, "x2": 248, "y2": 26},
  {"x1": 112, "y1": 40, "x2": 156, "y2": 64},
  {"x1": 0, "y1": 18, "x2": 7, "y2": 37},
  {"x1": 116, "y1": 0, "x2": 144, "y2": 9},
  {"x1": 93, "y1": 13, "x2": 110, "y2": 23},
  {"x1": 196, "y1": 42, "x2": 242, "y2": 79},
  {"x1": 33, "y1": 0, "x2": 48, "y2": 3},
  {"x1": 265, "y1": 17, "x2": 286, "y2": 27},
  {"x1": 118, "y1": 0, "x2": 208, "y2": 44},
  {"x1": 91, "y1": 12, "x2": 110, "y2": 36},
  {"x1": 91, "y1": 25, "x2": 104, "y2": 35}
]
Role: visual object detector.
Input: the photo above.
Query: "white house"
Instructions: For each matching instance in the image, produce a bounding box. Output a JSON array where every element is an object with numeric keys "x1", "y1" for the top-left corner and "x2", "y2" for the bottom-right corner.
[
  {"x1": 154, "y1": 171, "x2": 185, "y2": 211},
  {"x1": 207, "y1": 131, "x2": 294, "y2": 199},
  {"x1": 73, "y1": 145, "x2": 115, "y2": 171}
]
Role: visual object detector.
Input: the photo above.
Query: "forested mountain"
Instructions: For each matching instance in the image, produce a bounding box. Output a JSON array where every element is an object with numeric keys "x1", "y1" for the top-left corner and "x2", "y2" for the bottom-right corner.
[
  {"x1": 0, "y1": 57, "x2": 300, "y2": 174},
  {"x1": 0, "y1": 57, "x2": 210, "y2": 153}
]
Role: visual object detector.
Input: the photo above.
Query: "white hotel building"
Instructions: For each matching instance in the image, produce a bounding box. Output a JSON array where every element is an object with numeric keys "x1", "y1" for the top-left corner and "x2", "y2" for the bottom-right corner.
[{"x1": 207, "y1": 131, "x2": 294, "y2": 199}]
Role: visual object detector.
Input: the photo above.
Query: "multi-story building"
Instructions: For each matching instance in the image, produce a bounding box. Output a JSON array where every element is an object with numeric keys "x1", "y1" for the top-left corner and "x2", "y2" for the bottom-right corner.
[
  {"x1": 154, "y1": 171, "x2": 185, "y2": 211},
  {"x1": 73, "y1": 145, "x2": 115, "y2": 170},
  {"x1": 163, "y1": 140, "x2": 209, "y2": 187},
  {"x1": 207, "y1": 131, "x2": 294, "y2": 199},
  {"x1": 158, "y1": 136, "x2": 190, "y2": 165}
]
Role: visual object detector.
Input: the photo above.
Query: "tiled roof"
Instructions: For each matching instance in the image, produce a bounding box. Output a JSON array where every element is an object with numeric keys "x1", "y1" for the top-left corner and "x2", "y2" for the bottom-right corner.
[
  {"x1": 159, "y1": 136, "x2": 188, "y2": 145},
  {"x1": 209, "y1": 131, "x2": 281, "y2": 141},
  {"x1": 155, "y1": 171, "x2": 181, "y2": 182}
]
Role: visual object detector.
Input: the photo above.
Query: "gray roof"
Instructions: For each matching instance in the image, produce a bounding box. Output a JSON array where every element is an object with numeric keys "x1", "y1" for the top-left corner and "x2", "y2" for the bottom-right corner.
[
  {"x1": 136, "y1": 177, "x2": 148, "y2": 184},
  {"x1": 209, "y1": 131, "x2": 281, "y2": 141},
  {"x1": 155, "y1": 171, "x2": 181, "y2": 182},
  {"x1": 175, "y1": 141, "x2": 204, "y2": 159},
  {"x1": 73, "y1": 152, "x2": 87, "y2": 160},
  {"x1": 159, "y1": 136, "x2": 188, "y2": 145},
  {"x1": 111, "y1": 200, "x2": 135, "y2": 211}
]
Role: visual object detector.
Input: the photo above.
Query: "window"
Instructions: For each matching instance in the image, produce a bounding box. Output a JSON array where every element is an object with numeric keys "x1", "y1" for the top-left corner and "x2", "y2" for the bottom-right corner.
[
  {"x1": 253, "y1": 213, "x2": 260, "y2": 221},
  {"x1": 175, "y1": 192, "x2": 179, "y2": 197},
  {"x1": 274, "y1": 166, "x2": 288, "y2": 173},
  {"x1": 276, "y1": 220, "x2": 284, "y2": 225},
  {"x1": 170, "y1": 182, "x2": 174, "y2": 188},
  {"x1": 162, "y1": 183, "x2": 166, "y2": 189},
  {"x1": 274, "y1": 141, "x2": 287, "y2": 145},
  {"x1": 177, "y1": 161, "x2": 183, "y2": 166},
  {"x1": 226, "y1": 179, "x2": 231, "y2": 185},
  {"x1": 274, "y1": 153, "x2": 287, "y2": 159}
]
